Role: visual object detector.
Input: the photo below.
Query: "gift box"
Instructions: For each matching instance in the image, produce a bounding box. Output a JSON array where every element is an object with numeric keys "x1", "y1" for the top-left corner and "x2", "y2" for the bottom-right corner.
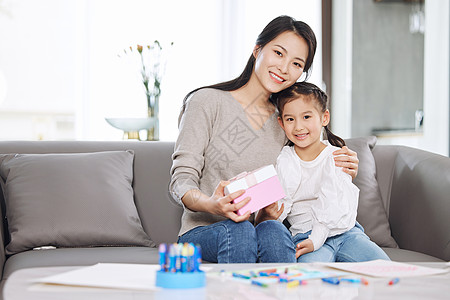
[{"x1": 224, "y1": 164, "x2": 286, "y2": 216}]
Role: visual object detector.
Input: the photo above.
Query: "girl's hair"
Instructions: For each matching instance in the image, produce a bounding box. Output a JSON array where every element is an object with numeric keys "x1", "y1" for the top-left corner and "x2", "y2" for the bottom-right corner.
[
  {"x1": 178, "y1": 15, "x2": 317, "y2": 124},
  {"x1": 274, "y1": 81, "x2": 346, "y2": 148}
]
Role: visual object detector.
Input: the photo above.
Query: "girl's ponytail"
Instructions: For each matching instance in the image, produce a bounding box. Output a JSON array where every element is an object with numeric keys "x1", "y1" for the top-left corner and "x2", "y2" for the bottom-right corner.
[{"x1": 324, "y1": 126, "x2": 346, "y2": 148}]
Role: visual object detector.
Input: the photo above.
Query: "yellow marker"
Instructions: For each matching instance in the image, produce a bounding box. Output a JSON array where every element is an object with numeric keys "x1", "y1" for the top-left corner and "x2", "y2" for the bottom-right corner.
[{"x1": 287, "y1": 280, "x2": 300, "y2": 288}]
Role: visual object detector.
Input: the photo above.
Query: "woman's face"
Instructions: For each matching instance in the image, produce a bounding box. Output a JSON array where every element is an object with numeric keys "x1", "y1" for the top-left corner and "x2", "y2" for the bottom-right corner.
[{"x1": 253, "y1": 31, "x2": 309, "y2": 95}]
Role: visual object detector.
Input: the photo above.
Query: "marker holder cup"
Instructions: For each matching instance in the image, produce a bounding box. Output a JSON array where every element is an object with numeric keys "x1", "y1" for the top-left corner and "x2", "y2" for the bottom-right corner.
[{"x1": 156, "y1": 270, "x2": 206, "y2": 289}]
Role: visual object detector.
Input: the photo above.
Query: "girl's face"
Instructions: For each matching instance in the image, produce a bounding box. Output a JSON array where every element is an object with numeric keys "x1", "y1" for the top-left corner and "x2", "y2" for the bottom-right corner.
[
  {"x1": 278, "y1": 96, "x2": 329, "y2": 154},
  {"x1": 253, "y1": 31, "x2": 309, "y2": 95}
]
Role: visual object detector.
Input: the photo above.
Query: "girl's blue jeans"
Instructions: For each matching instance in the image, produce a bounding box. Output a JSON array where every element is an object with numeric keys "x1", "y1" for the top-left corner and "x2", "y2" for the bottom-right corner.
[
  {"x1": 178, "y1": 219, "x2": 296, "y2": 263},
  {"x1": 292, "y1": 222, "x2": 390, "y2": 262}
]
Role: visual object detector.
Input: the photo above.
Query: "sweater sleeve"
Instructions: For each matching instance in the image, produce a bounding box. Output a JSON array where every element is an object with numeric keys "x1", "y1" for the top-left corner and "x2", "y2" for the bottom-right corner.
[
  {"x1": 169, "y1": 90, "x2": 215, "y2": 206},
  {"x1": 308, "y1": 223, "x2": 329, "y2": 251}
]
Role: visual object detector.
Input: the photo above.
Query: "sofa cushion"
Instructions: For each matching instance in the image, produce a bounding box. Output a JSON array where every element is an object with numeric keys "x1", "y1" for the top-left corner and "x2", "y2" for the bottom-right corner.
[
  {"x1": 345, "y1": 136, "x2": 398, "y2": 248},
  {"x1": 0, "y1": 150, "x2": 155, "y2": 255}
]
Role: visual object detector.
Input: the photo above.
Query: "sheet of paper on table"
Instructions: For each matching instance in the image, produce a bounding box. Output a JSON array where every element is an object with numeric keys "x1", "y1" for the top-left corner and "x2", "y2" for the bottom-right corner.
[
  {"x1": 210, "y1": 264, "x2": 346, "y2": 282},
  {"x1": 324, "y1": 259, "x2": 449, "y2": 278},
  {"x1": 34, "y1": 263, "x2": 162, "y2": 291},
  {"x1": 34, "y1": 263, "x2": 214, "y2": 291}
]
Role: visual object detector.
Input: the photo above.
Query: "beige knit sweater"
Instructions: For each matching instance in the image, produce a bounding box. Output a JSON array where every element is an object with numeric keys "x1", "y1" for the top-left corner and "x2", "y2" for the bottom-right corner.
[{"x1": 169, "y1": 88, "x2": 286, "y2": 236}]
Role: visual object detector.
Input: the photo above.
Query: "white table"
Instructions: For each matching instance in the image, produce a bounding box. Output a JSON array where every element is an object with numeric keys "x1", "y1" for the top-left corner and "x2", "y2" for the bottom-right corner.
[{"x1": 3, "y1": 262, "x2": 450, "y2": 300}]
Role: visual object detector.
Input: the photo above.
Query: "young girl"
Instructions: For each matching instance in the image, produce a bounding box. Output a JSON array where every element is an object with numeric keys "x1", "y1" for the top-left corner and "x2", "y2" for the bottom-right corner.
[{"x1": 275, "y1": 82, "x2": 390, "y2": 262}]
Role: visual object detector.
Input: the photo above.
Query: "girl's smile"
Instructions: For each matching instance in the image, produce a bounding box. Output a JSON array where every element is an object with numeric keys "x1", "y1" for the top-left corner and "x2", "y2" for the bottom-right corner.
[{"x1": 293, "y1": 132, "x2": 308, "y2": 140}]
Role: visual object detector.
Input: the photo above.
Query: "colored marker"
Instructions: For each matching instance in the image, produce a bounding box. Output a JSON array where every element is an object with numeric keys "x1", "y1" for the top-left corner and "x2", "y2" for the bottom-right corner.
[
  {"x1": 287, "y1": 280, "x2": 304, "y2": 288},
  {"x1": 322, "y1": 277, "x2": 340, "y2": 285},
  {"x1": 232, "y1": 273, "x2": 252, "y2": 279},
  {"x1": 193, "y1": 244, "x2": 202, "y2": 272},
  {"x1": 188, "y1": 243, "x2": 195, "y2": 272},
  {"x1": 341, "y1": 278, "x2": 362, "y2": 283},
  {"x1": 180, "y1": 244, "x2": 188, "y2": 272},
  {"x1": 168, "y1": 244, "x2": 177, "y2": 272},
  {"x1": 259, "y1": 271, "x2": 278, "y2": 277},
  {"x1": 251, "y1": 280, "x2": 269, "y2": 287},
  {"x1": 158, "y1": 243, "x2": 166, "y2": 271},
  {"x1": 258, "y1": 268, "x2": 277, "y2": 274},
  {"x1": 176, "y1": 243, "x2": 183, "y2": 272},
  {"x1": 340, "y1": 278, "x2": 369, "y2": 285},
  {"x1": 388, "y1": 278, "x2": 400, "y2": 285}
]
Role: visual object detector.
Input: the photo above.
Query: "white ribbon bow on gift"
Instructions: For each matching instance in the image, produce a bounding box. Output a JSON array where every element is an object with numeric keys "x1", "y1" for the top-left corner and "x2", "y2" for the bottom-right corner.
[{"x1": 229, "y1": 168, "x2": 261, "y2": 189}]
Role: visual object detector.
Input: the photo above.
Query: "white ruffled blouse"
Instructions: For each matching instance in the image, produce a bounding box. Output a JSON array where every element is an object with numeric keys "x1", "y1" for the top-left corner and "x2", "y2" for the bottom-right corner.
[{"x1": 276, "y1": 142, "x2": 360, "y2": 252}]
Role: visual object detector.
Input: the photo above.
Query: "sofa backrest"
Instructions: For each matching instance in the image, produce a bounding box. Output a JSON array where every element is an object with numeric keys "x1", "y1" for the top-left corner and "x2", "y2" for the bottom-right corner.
[{"x1": 0, "y1": 141, "x2": 182, "y2": 247}]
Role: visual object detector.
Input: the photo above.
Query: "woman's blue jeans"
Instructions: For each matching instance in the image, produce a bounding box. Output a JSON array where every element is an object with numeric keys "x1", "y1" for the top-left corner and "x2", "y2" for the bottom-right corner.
[
  {"x1": 178, "y1": 220, "x2": 296, "y2": 263},
  {"x1": 292, "y1": 223, "x2": 390, "y2": 262}
]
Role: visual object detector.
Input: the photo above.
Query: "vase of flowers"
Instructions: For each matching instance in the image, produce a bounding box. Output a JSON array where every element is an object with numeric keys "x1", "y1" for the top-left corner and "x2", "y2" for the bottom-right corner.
[{"x1": 119, "y1": 40, "x2": 172, "y2": 141}]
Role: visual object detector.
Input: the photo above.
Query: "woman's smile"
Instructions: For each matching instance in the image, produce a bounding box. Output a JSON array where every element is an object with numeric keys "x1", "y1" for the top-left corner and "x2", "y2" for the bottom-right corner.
[{"x1": 269, "y1": 71, "x2": 286, "y2": 83}]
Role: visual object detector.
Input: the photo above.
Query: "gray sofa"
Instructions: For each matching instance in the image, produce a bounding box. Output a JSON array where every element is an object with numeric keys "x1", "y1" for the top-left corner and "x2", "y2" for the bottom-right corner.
[{"x1": 0, "y1": 138, "x2": 449, "y2": 291}]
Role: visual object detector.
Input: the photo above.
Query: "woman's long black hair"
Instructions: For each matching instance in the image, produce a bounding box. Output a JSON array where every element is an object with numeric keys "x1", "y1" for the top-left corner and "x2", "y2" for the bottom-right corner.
[
  {"x1": 178, "y1": 15, "x2": 317, "y2": 124},
  {"x1": 274, "y1": 81, "x2": 346, "y2": 148}
]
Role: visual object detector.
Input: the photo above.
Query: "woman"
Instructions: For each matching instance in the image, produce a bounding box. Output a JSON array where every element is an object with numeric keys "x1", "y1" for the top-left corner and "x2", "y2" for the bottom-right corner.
[{"x1": 169, "y1": 15, "x2": 359, "y2": 263}]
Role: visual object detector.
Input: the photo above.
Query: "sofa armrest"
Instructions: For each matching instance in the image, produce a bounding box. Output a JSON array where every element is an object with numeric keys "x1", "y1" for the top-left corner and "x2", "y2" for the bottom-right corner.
[
  {"x1": 0, "y1": 192, "x2": 5, "y2": 278},
  {"x1": 374, "y1": 145, "x2": 450, "y2": 261}
]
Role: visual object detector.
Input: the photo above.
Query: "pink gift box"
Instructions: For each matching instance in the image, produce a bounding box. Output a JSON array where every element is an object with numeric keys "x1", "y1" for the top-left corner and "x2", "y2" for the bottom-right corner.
[{"x1": 224, "y1": 165, "x2": 286, "y2": 216}]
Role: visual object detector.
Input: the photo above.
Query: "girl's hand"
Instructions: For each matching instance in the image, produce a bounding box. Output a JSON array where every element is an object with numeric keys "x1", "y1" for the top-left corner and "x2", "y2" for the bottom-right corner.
[
  {"x1": 295, "y1": 239, "x2": 314, "y2": 258},
  {"x1": 255, "y1": 202, "x2": 284, "y2": 225},
  {"x1": 207, "y1": 181, "x2": 251, "y2": 222},
  {"x1": 333, "y1": 146, "x2": 359, "y2": 180}
]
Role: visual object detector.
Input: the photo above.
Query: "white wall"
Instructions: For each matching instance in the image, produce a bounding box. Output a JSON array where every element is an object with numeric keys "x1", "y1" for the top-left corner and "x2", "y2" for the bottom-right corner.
[
  {"x1": 330, "y1": 0, "x2": 353, "y2": 139},
  {"x1": 0, "y1": 0, "x2": 322, "y2": 141},
  {"x1": 331, "y1": 0, "x2": 449, "y2": 156},
  {"x1": 422, "y1": 0, "x2": 449, "y2": 156}
]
